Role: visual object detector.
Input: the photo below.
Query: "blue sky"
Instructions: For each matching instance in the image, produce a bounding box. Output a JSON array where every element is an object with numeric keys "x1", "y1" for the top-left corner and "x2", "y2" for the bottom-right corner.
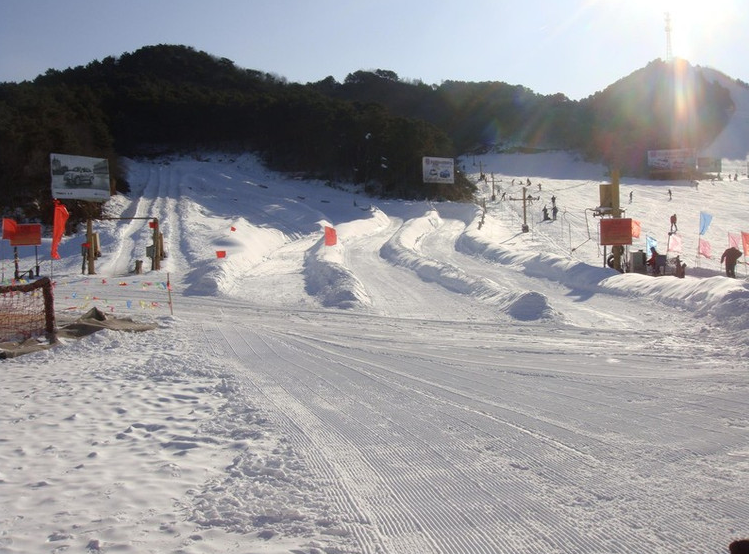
[{"x1": 0, "y1": 0, "x2": 745, "y2": 100}]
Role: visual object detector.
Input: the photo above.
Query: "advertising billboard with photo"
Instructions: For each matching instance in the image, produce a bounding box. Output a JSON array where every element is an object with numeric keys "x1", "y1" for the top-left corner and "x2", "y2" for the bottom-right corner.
[
  {"x1": 646, "y1": 149, "x2": 696, "y2": 171},
  {"x1": 50, "y1": 153, "x2": 110, "y2": 202},
  {"x1": 422, "y1": 157, "x2": 454, "y2": 184}
]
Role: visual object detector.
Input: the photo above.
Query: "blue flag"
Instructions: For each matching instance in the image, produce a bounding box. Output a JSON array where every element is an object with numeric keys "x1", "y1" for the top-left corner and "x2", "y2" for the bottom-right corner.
[
  {"x1": 699, "y1": 211, "x2": 713, "y2": 236},
  {"x1": 646, "y1": 235, "x2": 658, "y2": 254}
]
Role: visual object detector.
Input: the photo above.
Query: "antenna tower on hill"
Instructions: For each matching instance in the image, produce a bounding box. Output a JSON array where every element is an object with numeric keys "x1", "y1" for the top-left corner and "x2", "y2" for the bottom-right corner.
[{"x1": 664, "y1": 12, "x2": 673, "y2": 62}]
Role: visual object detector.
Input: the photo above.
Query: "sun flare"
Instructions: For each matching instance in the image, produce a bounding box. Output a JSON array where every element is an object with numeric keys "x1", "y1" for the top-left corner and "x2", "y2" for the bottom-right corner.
[{"x1": 652, "y1": 0, "x2": 737, "y2": 60}]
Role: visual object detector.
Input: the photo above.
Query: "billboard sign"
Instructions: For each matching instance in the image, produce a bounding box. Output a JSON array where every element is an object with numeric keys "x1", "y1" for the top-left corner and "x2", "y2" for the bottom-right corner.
[
  {"x1": 647, "y1": 149, "x2": 696, "y2": 171},
  {"x1": 697, "y1": 157, "x2": 721, "y2": 173},
  {"x1": 423, "y1": 157, "x2": 454, "y2": 184},
  {"x1": 50, "y1": 153, "x2": 110, "y2": 202}
]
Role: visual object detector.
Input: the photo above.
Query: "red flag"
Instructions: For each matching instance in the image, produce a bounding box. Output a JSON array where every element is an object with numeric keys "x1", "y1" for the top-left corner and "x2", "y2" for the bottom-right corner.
[
  {"x1": 631, "y1": 219, "x2": 641, "y2": 239},
  {"x1": 742, "y1": 232, "x2": 749, "y2": 257},
  {"x1": 51, "y1": 201, "x2": 69, "y2": 260},
  {"x1": 698, "y1": 238, "x2": 712, "y2": 258},
  {"x1": 216, "y1": 250, "x2": 227, "y2": 258},
  {"x1": 149, "y1": 220, "x2": 158, "y2": 229},
  {"x1": 324, "y1": 226, "x2": 337, "y2": 246},
  {"x1": 729, "y1": 233, "x2": 741, "y2": 249},
  {"x1": 2, "y1": 218, "x2": 18, "y2": 239},
  {"x1": 230, "y1": 226, "x2": 236, "y2": 232}
]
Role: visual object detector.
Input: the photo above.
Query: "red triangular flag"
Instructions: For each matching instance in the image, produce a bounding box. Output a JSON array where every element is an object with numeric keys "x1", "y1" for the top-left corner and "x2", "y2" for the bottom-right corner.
[
  {"x1": 698, "y1": 238, "x2": 712, "y2": 258},
  {"x1": 631, "y1": 219, "x2": 641, "y2": 239},
  {"x1": 51, "y1": 201, "x2": 69, "y2": 260},
  {"x1": 742, "y1": 232, "x2": 749, "y2": 257},
  {"x1": 324, "y1": 226, "x2": 337, "y2": 246},
  {"x1": 2, "y1": 218, "x2": 18, "y2": 239}
]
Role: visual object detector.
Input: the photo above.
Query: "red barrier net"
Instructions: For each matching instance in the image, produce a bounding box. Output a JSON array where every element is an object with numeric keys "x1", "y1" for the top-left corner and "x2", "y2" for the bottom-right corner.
[{"x1": 0, "y1": 277, "x2": 55, "y2": 343}]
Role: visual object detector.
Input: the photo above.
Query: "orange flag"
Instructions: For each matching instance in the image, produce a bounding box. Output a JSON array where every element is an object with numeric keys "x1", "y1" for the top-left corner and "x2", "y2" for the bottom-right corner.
[
  {"x1": 324, "y1": 226, "x2": 337, "y2": 246},
  {"x1": 631, "y1": 219, "x2": 641, "y2": 239},
  {"x1": 216, "y1": 250, "x2": 227, "y2": 258}
]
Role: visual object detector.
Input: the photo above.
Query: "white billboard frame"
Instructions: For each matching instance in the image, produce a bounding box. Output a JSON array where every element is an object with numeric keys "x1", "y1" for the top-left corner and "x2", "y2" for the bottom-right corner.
[
  {"x1": 422, "y1": 157, "x2": 455, "y2": 184},
  {"x1": 50, "y1": 153, "x2": 111, "y2": 202}
]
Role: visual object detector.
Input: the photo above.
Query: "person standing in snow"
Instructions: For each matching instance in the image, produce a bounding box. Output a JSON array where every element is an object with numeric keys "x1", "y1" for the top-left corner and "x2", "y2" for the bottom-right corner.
[
  {"x1": 729, "y1": 539, "x2": 749, "y2": 554},
  {"x1": 670, "y1": 214, "x2": 678, "y2": 233},
  {"x1": 647, "y1": 246, "x2": 660, "y2": 275},
  {"x1": 720, "y1": 246, "x2": 742, "y2": 278}
]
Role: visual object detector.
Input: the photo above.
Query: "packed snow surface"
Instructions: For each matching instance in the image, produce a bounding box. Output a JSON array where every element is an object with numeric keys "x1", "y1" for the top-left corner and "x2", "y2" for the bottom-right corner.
[{"x1": 2, "y1": 148, "x2": 749, "y2": 554}]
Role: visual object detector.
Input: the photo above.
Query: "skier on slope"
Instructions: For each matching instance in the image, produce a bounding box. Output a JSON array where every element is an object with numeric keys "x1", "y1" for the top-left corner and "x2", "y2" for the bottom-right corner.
[{"x1": 720, "y1": 246, "x2": 742, "y2": 278}]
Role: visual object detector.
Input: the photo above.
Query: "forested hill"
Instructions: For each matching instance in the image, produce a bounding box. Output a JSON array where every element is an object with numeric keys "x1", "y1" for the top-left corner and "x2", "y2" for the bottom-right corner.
[{"x1": 0, "y1": 44, "x2": 739, "y2": 225}]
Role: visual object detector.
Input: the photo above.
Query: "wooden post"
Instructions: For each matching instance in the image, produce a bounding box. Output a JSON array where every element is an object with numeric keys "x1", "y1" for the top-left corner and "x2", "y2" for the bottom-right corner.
[
  {"x1": 86, "y1": 218, "x2": 95, "y2": 274},
  {"x1": 151, "y1": 218, "x2": 160, "y2": 271}
]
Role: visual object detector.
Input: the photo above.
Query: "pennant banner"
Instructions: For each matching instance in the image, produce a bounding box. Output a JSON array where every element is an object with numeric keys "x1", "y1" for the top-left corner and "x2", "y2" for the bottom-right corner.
[
  {"x1": 698, "y1": 237, "x2": 712, "y2": 258},
  {"x1": 699, "y1": 211, "x2": 713, "y2": 236},
  {"x1": 645, "y1": 235, "x2": 658, "y2": 254},
  {"x1": 2, "y1": 218, "x2": 18, "y2": 240},
  {"x1": 667, "y1": 233, "x2": 683, "y2": 253},
  {"x1": 631, "y1": 219, "x2": 641, "y2": 239},
  {"x1": 51, "y1": 201, "x2": 69, "y2": 260}
]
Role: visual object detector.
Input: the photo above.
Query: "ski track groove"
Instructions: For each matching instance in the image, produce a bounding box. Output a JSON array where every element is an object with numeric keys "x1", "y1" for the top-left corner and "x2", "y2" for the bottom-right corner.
[
  {"x1": 203, "y1": 321, "x2": 635, "y2": 553},
  {"x1": 201, "y1": 315, "x2": 749, "y2": 553}
]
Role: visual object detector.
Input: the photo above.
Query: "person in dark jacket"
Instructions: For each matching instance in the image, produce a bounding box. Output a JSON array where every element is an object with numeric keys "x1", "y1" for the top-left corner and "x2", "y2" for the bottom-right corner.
[
  {"x1": 647, "y1": 246, "x2": 659, "y2": 275},
  {"x1": 729, "y1": 539, "x2": 749, "y2": 554},
  {"x1": 721, "y1": 246, "x2": 743, "y2": 278}
]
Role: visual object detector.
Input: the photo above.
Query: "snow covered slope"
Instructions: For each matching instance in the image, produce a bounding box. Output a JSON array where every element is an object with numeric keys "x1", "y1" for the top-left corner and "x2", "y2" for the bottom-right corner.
[{"x1": 2, "y1": 151, "x2": 749, "y2": 554}]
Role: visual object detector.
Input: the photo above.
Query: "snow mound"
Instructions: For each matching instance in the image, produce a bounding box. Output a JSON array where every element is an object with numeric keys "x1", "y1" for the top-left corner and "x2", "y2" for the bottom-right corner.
[{"x1": 380, "y1": 209, "x2": 559, "y2": 321}]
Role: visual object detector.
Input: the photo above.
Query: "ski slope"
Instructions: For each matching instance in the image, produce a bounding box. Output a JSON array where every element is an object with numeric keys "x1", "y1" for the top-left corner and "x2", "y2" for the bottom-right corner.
[{"x1": 2, "y1": 148, "x2": 749, "y2": 554}]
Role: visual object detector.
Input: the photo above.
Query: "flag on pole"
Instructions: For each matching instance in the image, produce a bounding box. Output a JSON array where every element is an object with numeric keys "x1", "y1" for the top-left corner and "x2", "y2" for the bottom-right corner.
[
  {"x1": 2, "y1": 218, "x2": 18, "y2": 239},
  {"x1": 667, "y1": 233, "x2": 683, "y2": 253},
  {"x1": 699, "y1": 211, "x2": 713, "y2": 235},
  {"x1": 51, "y1": 201, "x2": 69, "y2": 260},
  {"x1": 698, "y1": 237, "x2": 712, "y2": 258},
  {"x1": 742, "y1": 232, "x2": 749, "y2": 257},
  {"x1": 631, "y1": 219, "x2": 641, "y2": 239},
  {"x1": 324, "y1": 226, "x2": 337, "y2": 246},
  {"x1": 645, "y1": 235, "x2": 657, "y2": 254}
]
